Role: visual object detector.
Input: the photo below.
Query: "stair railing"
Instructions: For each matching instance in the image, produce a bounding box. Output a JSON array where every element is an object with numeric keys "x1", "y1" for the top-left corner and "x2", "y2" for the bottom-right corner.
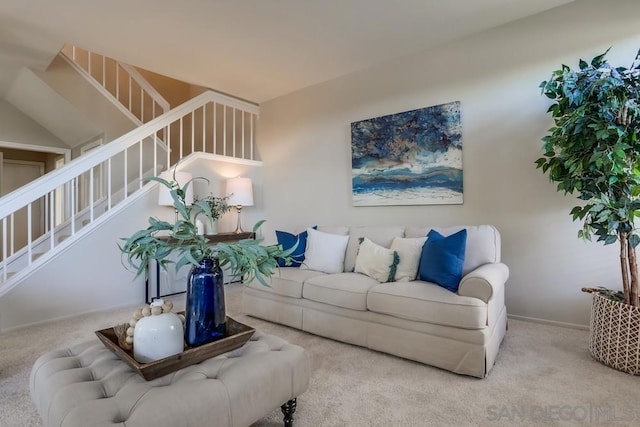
[
  {"x1": 60, "y1": 45, "x2": 171, "y2": 125},
  {"x1": 0, "y1": 90, "x2": 259, "y2": 293}
]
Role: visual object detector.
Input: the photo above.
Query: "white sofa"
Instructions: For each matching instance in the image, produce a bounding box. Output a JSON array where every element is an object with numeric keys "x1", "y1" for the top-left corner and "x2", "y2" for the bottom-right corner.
[{"x1": 242, "y1": 225, "x2": 509, "y2": 378}]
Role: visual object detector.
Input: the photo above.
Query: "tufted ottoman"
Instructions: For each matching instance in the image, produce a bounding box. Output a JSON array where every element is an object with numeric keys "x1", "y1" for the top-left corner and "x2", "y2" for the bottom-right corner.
[{"x1": 30, "y1": 330, "x2": 310, "y2": 427}]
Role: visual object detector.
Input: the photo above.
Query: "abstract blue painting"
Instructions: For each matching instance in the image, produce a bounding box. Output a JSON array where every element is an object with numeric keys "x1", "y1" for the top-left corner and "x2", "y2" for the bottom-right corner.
[{"x1": 351, "y1": 101, "x2": 462, "y2": 206}]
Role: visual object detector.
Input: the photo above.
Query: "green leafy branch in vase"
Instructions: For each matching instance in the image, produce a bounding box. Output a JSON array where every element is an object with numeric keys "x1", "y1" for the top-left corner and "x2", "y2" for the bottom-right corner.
[
  {"x1": 193, "y1": 193, "x2": 232, "y2": 222},
  {"x1": 119, "y1": 170, "x2": 294, "y2": 286}
]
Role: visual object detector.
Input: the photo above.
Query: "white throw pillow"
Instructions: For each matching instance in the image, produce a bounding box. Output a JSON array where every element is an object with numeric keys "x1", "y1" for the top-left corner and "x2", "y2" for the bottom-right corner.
[
  {"x1": 390, "y1": 236, "x2": 427, "y2": 281},
  {"x1": 301, "y1": 228, "x2": 349, "y2": 274},
  {"x1": 354, "y1": 238, "x2": 399, "y2": 283}
]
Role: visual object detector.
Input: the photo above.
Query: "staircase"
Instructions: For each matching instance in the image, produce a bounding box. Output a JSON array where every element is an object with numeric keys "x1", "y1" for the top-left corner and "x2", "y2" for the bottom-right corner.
[
  {"x1": 0, "y1": 47, "x2": 260, "y2": 300},
  {"x1": 60, "y1": 45, "x2": 171, "y2": 125}
]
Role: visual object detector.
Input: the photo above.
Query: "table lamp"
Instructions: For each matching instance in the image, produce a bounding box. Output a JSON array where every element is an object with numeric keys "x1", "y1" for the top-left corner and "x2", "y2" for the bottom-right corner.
[
  {"x1": 158, "y1": 170, "x2": 193, "y2": 222},
  {"x1": 226, "y1": 177, "x2": 254, "y2": 233}
]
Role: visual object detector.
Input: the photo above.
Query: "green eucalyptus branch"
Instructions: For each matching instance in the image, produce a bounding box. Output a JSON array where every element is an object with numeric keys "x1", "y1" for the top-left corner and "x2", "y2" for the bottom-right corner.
[{"x1": 118, "y1": 172, "x2": 295, "y2": 284}]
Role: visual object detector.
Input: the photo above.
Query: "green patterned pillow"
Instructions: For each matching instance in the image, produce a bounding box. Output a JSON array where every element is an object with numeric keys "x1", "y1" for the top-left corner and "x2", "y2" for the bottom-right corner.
[{"x1": 354, "y1": 237, "x2": 399, "y2": 283}]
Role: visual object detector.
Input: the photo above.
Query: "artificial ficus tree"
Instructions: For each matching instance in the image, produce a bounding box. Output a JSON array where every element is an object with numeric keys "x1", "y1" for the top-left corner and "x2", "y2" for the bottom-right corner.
[{"x1": 537, "y1": 48, "x2": 640, "y2": 307}]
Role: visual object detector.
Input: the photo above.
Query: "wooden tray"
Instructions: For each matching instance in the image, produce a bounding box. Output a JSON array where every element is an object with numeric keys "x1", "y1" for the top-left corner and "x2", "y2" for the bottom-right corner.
[{"x1": 95, "y1": 316, "x2": 255, "y2": 380}]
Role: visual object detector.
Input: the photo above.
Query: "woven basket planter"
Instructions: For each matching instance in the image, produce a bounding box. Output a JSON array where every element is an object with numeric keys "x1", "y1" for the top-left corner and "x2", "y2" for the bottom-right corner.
[{"x1": 589, "y1": 293, "x2": 640, "y2": 375}]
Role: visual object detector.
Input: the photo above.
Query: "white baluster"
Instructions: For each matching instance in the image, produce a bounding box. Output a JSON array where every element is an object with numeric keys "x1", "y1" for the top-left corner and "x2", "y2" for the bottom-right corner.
[
  {"x1": 154, "y1": 133, "x2": 158, "y2": 177},
  {"x1": 233, "y1": 108, "x2": 236, "y2": 158},
  {"x1": 250, "y1": 114, "x2": 254, "y2": 160},
  {"x1": 242, "y1": 111, "x2": 245, "y2": 159},
  {"x1": 213, "y1": 103, "x2": 217, "y2": 154},
  {"x1": 166, "y1": 125, "x2": 170, "y2": 171},
  {"x1": 50, "y1": 191, "x2": 55, "y2": 250},
  {"x1": 139, "y1": 140, "x2": 143, "y2": 189},
  {"x1": 43, "y1": 192, "x2": 49, "y2": 233},
  {"x1": 223, "y1": 106, "x2": 227, "y2": 156},
  {"x1": 90, "y1": 168, "x2": 94, "y2": 222},
  {"x1": 10, "y1": 213, "x2": 14, "y2": 256},
  {"x1": 27, "y1": 203, "x2": 32, "y2": 264},
  {"x1": 124, "y1": 149, "x2": 128, "y2": 199},
  {"x1": 189, "y1": 111, "x2": 193, "y2": 154},
  {"x1": 202, "y1": 104, "x2": 206, "y2": 152},
  {"x1": 2, "y1": 217, "x2": 6, "y2": 282},
  {"x1": 70, "y1": 179, "x2": 76, "y2": 235},
  {"x1": 180, "y1": 117, "x2": 184, "y2": 160}
]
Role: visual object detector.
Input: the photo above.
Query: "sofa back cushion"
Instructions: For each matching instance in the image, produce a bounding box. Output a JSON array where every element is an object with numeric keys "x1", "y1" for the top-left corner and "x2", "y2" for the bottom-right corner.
[
  {"x1": 344, "y1": 226, "x2": 405, "y2": 272},
  {"x1": 406, "y1": 225, "x2": 501, "y2": 276},
  {"x1": 316, "y1": 226, "x2": 349, "y2": 235}
]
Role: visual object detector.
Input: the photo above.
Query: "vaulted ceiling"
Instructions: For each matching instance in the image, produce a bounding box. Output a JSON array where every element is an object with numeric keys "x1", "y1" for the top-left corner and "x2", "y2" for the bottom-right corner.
[{"x1": 1, "y1": 0, "x2": 575, "y2": 103}]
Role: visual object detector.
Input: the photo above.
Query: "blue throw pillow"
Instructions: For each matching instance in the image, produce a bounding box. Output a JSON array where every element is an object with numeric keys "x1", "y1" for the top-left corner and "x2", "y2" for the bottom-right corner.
[
  {"x1": 276, "y1": 227, "x2": 316, "y2": 267},
  {"x1": 418, "y1": 229, "x2": 467, "y2": 292}
]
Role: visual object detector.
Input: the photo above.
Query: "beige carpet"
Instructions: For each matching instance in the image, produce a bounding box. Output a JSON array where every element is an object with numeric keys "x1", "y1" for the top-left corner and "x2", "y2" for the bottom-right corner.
[{"x1": 1, "y1": 284, "x2": 638, "y2": 427}]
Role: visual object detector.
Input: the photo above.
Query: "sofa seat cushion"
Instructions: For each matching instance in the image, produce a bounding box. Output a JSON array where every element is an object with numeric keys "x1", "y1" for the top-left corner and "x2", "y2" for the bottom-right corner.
[
  {"x1": 247, "y1": 267, "x2": 325, "y2": 298},
  {"x1": 303, "y1": 272, "x2": 379, "y2": 311},
  {"x1": 367, "y1": 281, "x2": 487, "y2": 329}
]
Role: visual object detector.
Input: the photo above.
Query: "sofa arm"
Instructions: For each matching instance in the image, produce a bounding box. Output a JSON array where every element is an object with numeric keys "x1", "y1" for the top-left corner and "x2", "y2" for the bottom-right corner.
[{"x1": 458, "y1": 263, "x2": 509, "y2": 303}]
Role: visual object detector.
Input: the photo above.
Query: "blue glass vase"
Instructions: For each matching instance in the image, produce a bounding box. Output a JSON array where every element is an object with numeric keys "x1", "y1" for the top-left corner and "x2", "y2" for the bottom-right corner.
[{"x1": 184, "y1": 257, "x2": 226, "y2": 346}]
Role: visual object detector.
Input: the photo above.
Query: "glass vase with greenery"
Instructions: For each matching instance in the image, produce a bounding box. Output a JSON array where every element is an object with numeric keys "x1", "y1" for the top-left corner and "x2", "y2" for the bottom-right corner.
[{"x1": 193, "y1": 193, "x2": 231, "y2": 224}]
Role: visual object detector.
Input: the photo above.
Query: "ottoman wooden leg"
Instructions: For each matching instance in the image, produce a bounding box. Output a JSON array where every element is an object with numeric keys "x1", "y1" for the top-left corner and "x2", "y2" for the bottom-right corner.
[{"x1": 281, "y1": 398, "x2": 297, "y2": 426}]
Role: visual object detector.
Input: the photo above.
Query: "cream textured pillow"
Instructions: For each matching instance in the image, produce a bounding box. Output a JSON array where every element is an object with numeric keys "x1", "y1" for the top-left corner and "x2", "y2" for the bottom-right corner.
[
  {"x1": 354, "y1": 238, "x2": 399, "y2": 283},
  {"x1": 390, "y1": 236, "x2": 427, "y2": 281},
  {"x1": 301, "y1": 228, "x2": 349, "y2": 274}
]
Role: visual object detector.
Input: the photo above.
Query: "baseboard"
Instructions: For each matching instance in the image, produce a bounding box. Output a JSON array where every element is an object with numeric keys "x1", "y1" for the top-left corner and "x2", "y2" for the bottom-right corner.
[
  {"x1": 0, "y1": 300, "x2": 139, "y2": 334},
  {"x1": 507, "y1": 314, "x2": 589, "y2": 331}
]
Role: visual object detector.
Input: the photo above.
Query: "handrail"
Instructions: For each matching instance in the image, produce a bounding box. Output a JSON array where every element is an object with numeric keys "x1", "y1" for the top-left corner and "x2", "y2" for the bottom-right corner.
[{"x1": 0, "y1": 89, "x2": 259, "y2": 284}]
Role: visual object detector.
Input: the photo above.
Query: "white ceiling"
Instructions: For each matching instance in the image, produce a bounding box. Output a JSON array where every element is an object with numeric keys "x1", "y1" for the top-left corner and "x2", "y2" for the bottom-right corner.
[{"x1": 0, "y1": 0, "x2": 575, "y2": 104}]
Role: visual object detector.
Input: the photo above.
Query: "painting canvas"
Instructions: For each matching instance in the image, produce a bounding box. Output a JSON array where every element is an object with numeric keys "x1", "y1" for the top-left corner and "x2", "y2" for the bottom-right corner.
[{"x1": 351, "y1": 101, "x2": 462, "y2": 206}]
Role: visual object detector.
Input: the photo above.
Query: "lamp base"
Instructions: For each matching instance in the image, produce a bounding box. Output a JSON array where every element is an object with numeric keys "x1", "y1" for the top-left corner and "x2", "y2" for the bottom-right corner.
[{"x1": 234, "y1": 205, "x2": 244, "y2": 234}]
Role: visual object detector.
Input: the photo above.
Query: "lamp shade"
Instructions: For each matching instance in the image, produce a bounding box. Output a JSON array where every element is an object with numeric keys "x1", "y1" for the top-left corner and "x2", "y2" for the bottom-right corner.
[
  {"x1": 226, "y1": 177, "x2": 254, "y2": 206},
  {"x1": 158, "y1": 171, "x2": 194, "y2": 206}
]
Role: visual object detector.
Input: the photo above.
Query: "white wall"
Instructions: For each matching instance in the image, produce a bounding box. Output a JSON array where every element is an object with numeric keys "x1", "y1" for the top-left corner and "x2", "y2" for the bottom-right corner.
[
  {"x1": 0, "y1": 99, "x2": 68, "y2": 149},
  {"x1": 257, "y1": 0, "x2": 640, "y2": 327},
  {"x1": 5, "y1": 67, "x2": 102, "y2": 149}
]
